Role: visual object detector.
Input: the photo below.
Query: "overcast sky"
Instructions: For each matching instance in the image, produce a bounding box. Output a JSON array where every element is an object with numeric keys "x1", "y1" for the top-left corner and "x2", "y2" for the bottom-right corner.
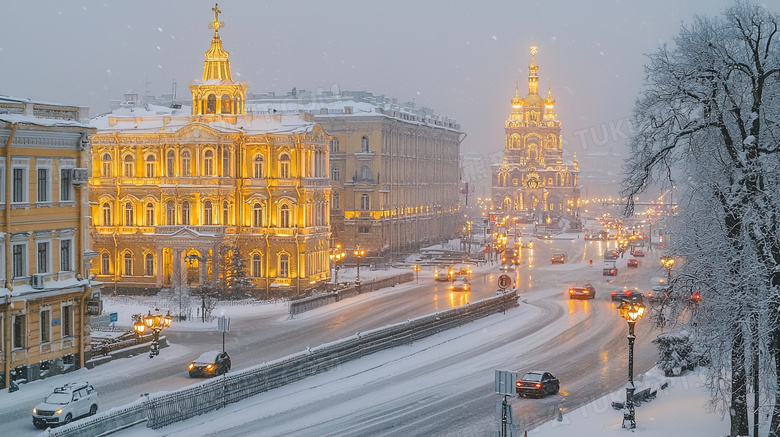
[{"x1": 0, "y1": 0, "x2": 748, "y2": 157}]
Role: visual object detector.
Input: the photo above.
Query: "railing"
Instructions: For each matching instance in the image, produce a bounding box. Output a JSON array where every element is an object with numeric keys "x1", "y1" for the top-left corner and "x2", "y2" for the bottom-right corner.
[
  {"x1": 155, "y1": 225, "x2": 224, "y2": 235},
  {"x1": 288, "y1": 273, "x2": 413, "y2": 316}
]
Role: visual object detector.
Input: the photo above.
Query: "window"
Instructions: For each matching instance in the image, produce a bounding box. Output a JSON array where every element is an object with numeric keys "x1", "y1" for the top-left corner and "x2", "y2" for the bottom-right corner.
[
  {"x1": 279, "y1": 154, "x2": 291, "y2": 178},
  {"x1": 181, "y1": 151, "x2": 191, "y2": 177},
  {"x1": 330, "y1": 138, "x2": 340, "y2": 153},
  {"x1": 12, "y1": 315, "x2": 25, "y2": 349},
  {"x1": 101, "y1": 153, "x2": 112, "y2": 177},
  {"x1": 279, "y1": 254, "x2": 289, "y2": 278},
  {"x1": 253, "y1": 203, "x2": 263, "y2": 227},
  {"x1": 358, "y1": 225, "x2": 370, "y2": 234},
  {"x1": 40, "y1": 309, "x2": 50, "y2": 343},
  {"x1": 145, "y1": 203, "x2": 155, "y2": 226},
  {"x1": 222, "y1": 150, "x2": 231, "y2": 177},
  {"x1": 61, "y1": 305, "x2": 73, "y2": 338},
  {"x1": 37, "y1": 168, "x2": 49, "y2": 202},
  {"x1": 207, "y1": 94, "x2": 216, "y2": 113},
  {"x1": 221, "y1": 94, "x2": 232, "y2": 114},
  {"x1": 37, "y1": 242, "x2": 50, "y2": 273},
  {"x1": 332, "y1": 193, "x2": 340, "y2": 210},
  {"x1": 331, "y1": 167, "x2": 340, "y2": 181},
  {"x1": 361, "y1": 194, "x2": 370, "y2": 210},
  {"x1": 166, "y1": 151, "x2": 175, "y2": 177},
  {"x1": 12, "y1": 167, "x2": 26, "y2": 203},
  {"x1": 102, "y1": 202, "x2": 112, "y2": 226},
  {"x1": 360, "y1": 165, "x2": 371, "y2": 180},
  {"x1": 60, "y1": 168, "x2": 73, "y2": 202},
  {"x1": 279, "y1": 204, "x2": 290, "y2": 228},
  {"x1": 204, "y1": 150, "x2": 214, "y2": 175},
  {"x1": 0, "y1": 166, "x2": 5, "y2": 206},
  {"x1": 12, "y1": 243, "x2": 26, "y2": 277},
  {"x1": 182, "y1": 201, "x2": 190, "y2": 225},
  {"x1": 253, "y1": 155, "x2": 264, "y2": 178},
  {"x1": 145, "y1": 253, "x2": 154, "y2": 276},
  {"x1": 204, "y1": 201, "x2": 213, "y2": 225},
  {"x1": 60, "y1": 239, "x2": 72, "y2": 271},
  {"x1": 361, "y1": 136, "x2": 370, "y2": 152},
  {"x1": 252, "y1": 254, "x2": 262, "y2": 277},
  {"x1": 123, "y1": 253, "x2": 133, "y2": 276},
  {"x1": 166, "y1": 201, "x2": 175, "y2": 225},
  {"x1": 123, "y1": 155, "x2": 134, "y2": 177},
  {"x1": 145, "y1": 155, "x2": 156, "y2": 178},
  {"x1": 124, "y1": 202, "x2": 134, "y2": 225},
  {"x1": 101, "y1": 252, "x2": 110, "y2": 275},
  {"x1": 223, "y1": 201, "x2": 229, "y2": 226}
]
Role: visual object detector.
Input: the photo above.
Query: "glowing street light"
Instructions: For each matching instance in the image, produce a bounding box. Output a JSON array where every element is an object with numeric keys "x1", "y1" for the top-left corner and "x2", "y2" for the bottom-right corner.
[
  {"x1": 660, "y1": 255, "x2": 675, "y2": 285},
  {"x1": 617, "y1": 300, "x2": 646, "y2": 429},
  {"x1": 329, "y1": 244, "x2": 346, "y2": 291},
  {"x1": 134, "y1": 309, "x2": 173, "y2": 358},
  {"x1": 354, "y1": 245, "x2": 366, "y2": 285}
]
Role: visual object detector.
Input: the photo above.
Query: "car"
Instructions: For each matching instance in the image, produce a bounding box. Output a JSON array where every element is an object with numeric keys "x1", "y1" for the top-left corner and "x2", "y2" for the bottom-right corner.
[
  {"x1": 603, "y1": 263, "x2": 618, "y2": 276},
  {"x1": 551, "y1": 253, "x2": 566, "y2": 264},
  {"x1": 633, "y1": 249, "x2": 646, "y2": 257},
  {"x1": 611, "y1": 288, "x2": 643, "y2": 302},
  {"x1": 434, "y1": 266, "x2": 453, "y2": 282},
  {"x1": 568, "y1": 283, "x2": 596, "y2": 299},
  {"x1": 499, "y1": 263, "x2": 513, "y2": 271},
  {"x1": 516, "y1": 371, "x2": 560, "y2": 398},
  {"x1": 450, "y1": 276, "x2": 470, "y2": 292},
  {"x1": 188, "y1": 350, "x2": 231, "y2": 377},
  {"x1": 32, "y1": 382, "x2": 99, "y2": 429},
  {"x1": 604, "y1": 249, "x2": 619, "y2": 260},
  {"x1": 627, "y1": 259, "x2": 639, "y2": 268}
]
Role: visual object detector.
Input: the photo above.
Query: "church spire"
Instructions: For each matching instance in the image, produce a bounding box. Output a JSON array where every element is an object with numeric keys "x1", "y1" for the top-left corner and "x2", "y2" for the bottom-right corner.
[
  {"x1": 528, "y1": 45, "x2": 539, "y2": 96},
  {"x1": 202, "y1": 3, "x2": 231, "y2": 81}
]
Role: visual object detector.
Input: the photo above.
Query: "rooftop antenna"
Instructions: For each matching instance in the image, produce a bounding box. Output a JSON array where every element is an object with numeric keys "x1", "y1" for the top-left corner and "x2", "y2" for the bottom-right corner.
[
  {"x1": 144, "y1": 77, "x2": 151, "y2": 109},
  {"x1": 172, "y1": 79, "x2": 177, "y2": 101}
]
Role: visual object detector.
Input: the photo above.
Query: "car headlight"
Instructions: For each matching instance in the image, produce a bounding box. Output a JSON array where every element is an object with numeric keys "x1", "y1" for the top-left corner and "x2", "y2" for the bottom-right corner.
[
  {"x1": 188, "y1": 363, "x2": 195, "y2": 370},
  {"x1": 32, "y1": 407, "x2": 37, "y2": 414},
  {"x1": 206, "y1": 364, "x2": 214, "y2": 370},
  {"x1": 55, "y1": 409, "x2": 63, "y2": 415}
]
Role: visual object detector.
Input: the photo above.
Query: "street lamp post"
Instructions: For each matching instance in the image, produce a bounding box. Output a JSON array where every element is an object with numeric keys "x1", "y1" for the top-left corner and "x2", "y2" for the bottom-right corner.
[
  {"x1": 617, "y1": 300, "x2": 646, "y2": 429},
  {"x1": 412, "y1": 264, "x2": 420, "y2": 283},
  {"x1": 134, "y1": 309, "x2": 173, "y2": 358},
  {"x1": 329, "y1": 244, "x2": 345, "y2": 292},
  {"x1": 660, "y1": 255, "x2": 675, "y2": 285},
  {"x1": 185, "y1": 254, "x2": 204, "y2": 322},
  {"x1": 354, "y1": 245, "x2": 366, "y2": 286}
]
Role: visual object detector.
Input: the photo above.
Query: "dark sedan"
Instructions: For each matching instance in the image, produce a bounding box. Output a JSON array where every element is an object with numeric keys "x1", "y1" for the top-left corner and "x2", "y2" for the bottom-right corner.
[
  {"x1": 188, "y1": 350, "x2": 231, "y2": 377},
  {"x1": 516, "y1": 371, "x2": 560, "y2": 398},
  {"x1": 611, "y1": 288, "x2": 643, "y2": 303},
  {"x1": 568, "y1": 283, "x2": 596, "y2": 299}
]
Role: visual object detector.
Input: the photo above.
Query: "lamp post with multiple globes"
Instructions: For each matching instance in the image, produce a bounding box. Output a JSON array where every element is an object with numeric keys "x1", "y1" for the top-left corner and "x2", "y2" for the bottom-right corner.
[
  {"x1": 617, "y1": 300, "x2": 646, "y2": 429},
  {"x1": 354, "y1": 245, "x2": 366, "y2": 286},
  {"x1": 133, "y1": 309, "x2": 173, "y2": 358},
  {"x1": 329, "y1": 244, "x2": 345, "y2": 291}
]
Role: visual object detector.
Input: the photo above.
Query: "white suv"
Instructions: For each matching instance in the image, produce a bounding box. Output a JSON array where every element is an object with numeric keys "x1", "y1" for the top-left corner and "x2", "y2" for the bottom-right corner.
[{"x1": 32, "y1": 382, "x2": 99, "y2": 429}]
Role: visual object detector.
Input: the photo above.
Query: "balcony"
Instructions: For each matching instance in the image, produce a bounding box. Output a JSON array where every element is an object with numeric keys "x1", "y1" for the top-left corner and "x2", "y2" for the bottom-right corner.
[
  {"x1": 273, "y1": 228, "x2": 295, "y2": 236},
  {"x1": 155, "y1": 225, "x2": 225, "y2": 235}
]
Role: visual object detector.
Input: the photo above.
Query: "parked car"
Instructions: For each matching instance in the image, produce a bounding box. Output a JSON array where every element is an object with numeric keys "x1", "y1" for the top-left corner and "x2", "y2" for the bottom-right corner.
[
  {"x1": 551, "y1": 253, "x2": 566, "y2": 264},
  {"x1": 188, "y1": 350, "x2": 231, "y2": 378},
  {"x1": 611, "y1": 288, "x2": 643, "y2": 302},
  {"x1": 603, "y1": 262, "x2": 618, "y2": 276},
  {"x1": 450, "y1": 276, "x2": 471, "y2": 292},
  {"x1": 627, "y1": 259, "x2": 639, "y2": 268},
  {"x1": 568, "y1": 283, "x2": 596, "y2": 299},
  {"x1": 516, "y1": 371, "x2": 560, "y2": 398},
  {"x1": 32, "y1": 382, "x2": 99, "y2": 429}
]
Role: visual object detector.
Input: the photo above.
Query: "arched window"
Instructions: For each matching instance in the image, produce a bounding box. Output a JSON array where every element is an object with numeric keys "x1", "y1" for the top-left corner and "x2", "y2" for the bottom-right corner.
[
  {"x1": 166, "y1": 151, "x2": 175, "y2": 177},
  {"x1": 204, "y1": 150, "x2": 214, "y2": 176},
  {"x1": 101, "y1": 153, "x2": 112, "y2": 177},
  {"x1": 166, "y1": 201, "x2": 175, "y2": 225},
  {"x1": 182, "y1": 201, "x2": 190, "y2": 225},
  {"x1": 145, "y1": 155, "x2": 156, "y2": 178},
  {"x1": 145, "y1": 253, "x2": 154, "y2": 276},
  {"x1": 253, "y1": 203, "x2": 263, "y2": 227},
  {"x1": 223, "y1": 200, "x2": 229, "y2": 226},
  {"x1": 279, "y1": 154, "x2": 291, "y2": 178},
  {"x1": 279, "y1": 254, "x2": 289, "y2": 278},
  {"x1": 123, "y1": 155, "x2": 134, "y2": 177},
  {"x1": 204, "y1": 200, "x2": 213, "y2": 225},
  {"x1": 360, "y1": 165, "x2": 371, "y2": 180},
  {"x1": 361, "y1": 136, "x2": 369, "y2": 152},
  {"x1": 331, "y1": 167, "x2": 340, "y2": 181},
  {"x1": 253, "y1": 155, "x2": 264, "y2": 178},
  {"x1": 124, "y1": 201, "x2": 134, "y2": 225},
  {"x1": 332, "y1": 193, "x2": 340, "y2": 210},
  {"x1": 181, "y1": 151, "x2": 191, "y2": 177},
  {"x1": 100, "y1": 252, "x2": 110, "y2": 275},
  {"x1": 102, "y1": 202, "x2": 112, "y2": 225},
  {"x1": 252, "y1": 254, "x2": 262, "y2": 277},
  {"x1": 123, "y1": 252, "x2": 133, "y2": 276},
  {"x1": 207, "y1": 94, "x2": 217, "y2": 114},
  {"x1": 221, "y1": 94, "x2": 232, "y2": 114},
  {"x1": 361, "y1": 194, "x2": 370, "y2": 210},
  {"x1": 279, "y1": 204, "x2": 290, "y2": 228},
  {"x1": 330, "y1": 138, "x2": 339, "y2": 153},
  {"x1": 145, "y1": 202, "x2": 155, "y2": 226},
  {"x1": 222, "y1": 150, "x2": 231, "y2": 177}
]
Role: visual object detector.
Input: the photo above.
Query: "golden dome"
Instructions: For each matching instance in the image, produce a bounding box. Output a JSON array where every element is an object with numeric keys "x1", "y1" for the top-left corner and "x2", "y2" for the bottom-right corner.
[
  {"x1": 511, "y1": 88, "x2": 524, "y2": 108},
  {"x1": 545, "y1": 86, "x2": 555, "y2": 106}
]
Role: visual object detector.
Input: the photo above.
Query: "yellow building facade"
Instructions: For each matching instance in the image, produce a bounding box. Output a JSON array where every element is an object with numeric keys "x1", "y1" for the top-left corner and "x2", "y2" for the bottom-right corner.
[
  {"x1": 0, "y1": 96, "x2": 102, "y2": 388},
  {"x1": 88, "y1": 7, "x2": 331, "y2": 298}
]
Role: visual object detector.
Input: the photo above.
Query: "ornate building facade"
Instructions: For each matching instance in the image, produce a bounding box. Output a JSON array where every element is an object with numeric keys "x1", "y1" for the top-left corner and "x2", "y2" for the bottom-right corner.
[
  {"x1": 248, "y1": 90, "x2": 464, "y2": 259},
  {"x1": 88, "y1": 7, "x2": 331, "y2": 298},
  {"x1": 492, "y1": 47, "x2": 580, "y2": 226},
  {"x1": 0, "y1": 96, "x2": 102, "y2": 388}
]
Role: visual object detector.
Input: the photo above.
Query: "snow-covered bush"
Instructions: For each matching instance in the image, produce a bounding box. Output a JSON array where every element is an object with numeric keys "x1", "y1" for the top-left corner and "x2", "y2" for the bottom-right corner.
[{"x1": 653, "y1": 331, "x2": 694, "y2": 376}]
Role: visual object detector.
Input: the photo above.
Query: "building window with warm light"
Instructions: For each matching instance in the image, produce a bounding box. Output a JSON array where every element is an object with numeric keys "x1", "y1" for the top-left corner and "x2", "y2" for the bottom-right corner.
[
  {"x1": 123, "y1": 155, "x2": 134, "y2": 177},
  {"x1": 253, "y1": 155, "x2": 264, "y2": 178},
  {"x1": 124, "y1": 202, "x2": 134, "y2": 226},
  {"x1": 204, "y1": 200, "x2": 213, "y2": 225},
  {"x1": 223, "y1": 201, "x2": 230, "y2": 226},
  {"x1": 181, "y1": 151, "x2": 191, "y2": 177},
  {"x1": 102, "y1": 153, "x2": 112, "y2": 177},
  {"x1": 279, "y1": 254, "x2": 289, "y2": 278},
  {"x1": 166, "y1": 201, "x2": 175, "y2": 225},
  {"x1": 145, "y1": 203, "x2": 155, "y2": 226},
  {"x1": 222, "y1": 149, "x2": 231, "y2": 177},
  {"x1": 145, "y1": 253, "x2": 154, "y2": 276},
  {"x1": 60, "y1": 239, "x2": 72, "y2": 272},
  {"x1": 123, "y1": 252, "x2": 133, "y2": 276},
  {"x1": 361, "y1": 194, "x2": 370, "y2": 211},
  {"x1": 252, "y1": 254, "x2": 262, "y2": 277},
  {"x1": 101, "y1": 252, "x2": 110, "y2": 275},
  {"x1": 207, "y1": 94, "x2": 217, "y2": 114},
  {"x1": 182, "y1": 201, "x2": 190, "y2": 225},
  {"x1": 253, "y1": 203, "x2": 263, "y2": 227},
  {"x1": 279, "y1": 154, "x2": 291, "y2": 178},
  {"x1": 145, "y1": 155, "x2": 156, "y2": 178},
  {"x1": 279, "y1": 204, "x2": 290, "y2": 228},
  {"x1": 102, "y1": 202, "x2": 112, "y2": 226},
  {"x1": 361, "y1": 136, "x2": 370, "y2": 153},
  {"x1": 221, "y1": 94, "x2": 232, "y2": 114},
  {"x1": 204, "y1": 150, "x2": 214, "y2": 175},
  {"x1": 166, "y1": 151, "x2": 175, "y2": 177}
]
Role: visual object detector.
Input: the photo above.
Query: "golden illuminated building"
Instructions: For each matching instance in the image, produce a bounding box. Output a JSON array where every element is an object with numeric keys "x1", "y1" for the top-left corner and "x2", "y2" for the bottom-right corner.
[
  {"x1": 0, "y1": 96, "x2": 102, "y2": 388},
  {"x1": 88, "y1": 6, "x2": 331, "y2": 297},
  {"x1": 492, "y1": 46, "x2": 581, "y2": 225}
]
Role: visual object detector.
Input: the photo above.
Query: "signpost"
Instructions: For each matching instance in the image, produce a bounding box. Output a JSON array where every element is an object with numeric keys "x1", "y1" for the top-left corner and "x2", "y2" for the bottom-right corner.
[
  {"x1": 495, "y1": 370, "x2": 517, "y2": 437},
  {"x1": 498, "y1": 274, "x2": 511, "y2": 290},
  {"x1": 217, "y1": 316, "x2": 231, "y2": 353}
]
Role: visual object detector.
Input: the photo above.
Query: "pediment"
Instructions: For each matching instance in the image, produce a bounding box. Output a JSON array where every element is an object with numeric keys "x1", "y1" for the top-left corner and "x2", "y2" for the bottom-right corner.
[{"x1": 176, "y1": 124, "x2": 221, "y2": 142}]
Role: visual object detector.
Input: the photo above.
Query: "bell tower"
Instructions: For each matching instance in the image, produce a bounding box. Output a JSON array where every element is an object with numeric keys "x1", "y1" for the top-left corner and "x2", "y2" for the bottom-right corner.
[{"x1": 189, "y1": 3, "x2": 248, "y2": 116}]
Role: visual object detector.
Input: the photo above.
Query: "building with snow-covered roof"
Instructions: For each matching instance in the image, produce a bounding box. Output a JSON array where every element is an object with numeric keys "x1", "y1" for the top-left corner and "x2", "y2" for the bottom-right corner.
[
  {"x1": 247, "y1": 88, "x2": 464, "y2": 259},
  {"x1": 88, "y1": 6, "x2": 331, "y2": 298},
  {"x1": 0, "y1": 95, "x2": 103, "y2": 388}
]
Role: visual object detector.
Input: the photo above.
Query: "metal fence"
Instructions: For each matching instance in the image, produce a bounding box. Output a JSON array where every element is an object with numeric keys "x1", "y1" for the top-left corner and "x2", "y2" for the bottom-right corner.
[
  {"x1": 39, "y1": 398, "x2": 148, "y2": 437},
  {"x1": 288, "y1": 273, "x2": 413, "y2": 317}
]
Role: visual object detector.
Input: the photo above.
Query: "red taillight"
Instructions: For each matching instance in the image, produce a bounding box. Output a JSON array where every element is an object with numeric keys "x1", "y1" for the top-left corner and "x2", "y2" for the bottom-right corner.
[
  {"x1": 692, "y1": 292, "x2": 701, "y2": 301},
  {"x1": 534, "y1": 383, "x2": 542, "y2": 388},
  {"x1": 611, "y1": 292, "x2": 616, "y2": 296},
  {"x1": 516, "y1": 381, "x2": 523, "y2": 387}
]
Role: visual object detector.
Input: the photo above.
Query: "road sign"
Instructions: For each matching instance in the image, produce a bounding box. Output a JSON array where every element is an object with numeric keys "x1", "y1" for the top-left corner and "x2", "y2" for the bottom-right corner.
[
  {"x1": 109, "y1": 312, "x2": 118, "y2": 323},
  {"x1": 495, "y1": 370, "x2": 517, "y2": 396},
  {"x1": 498, "y1": 275, "x2": 511, "y2": 289},
  {"x1": 218, "y1": 316, "x2": 231, "y2": 333}
]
